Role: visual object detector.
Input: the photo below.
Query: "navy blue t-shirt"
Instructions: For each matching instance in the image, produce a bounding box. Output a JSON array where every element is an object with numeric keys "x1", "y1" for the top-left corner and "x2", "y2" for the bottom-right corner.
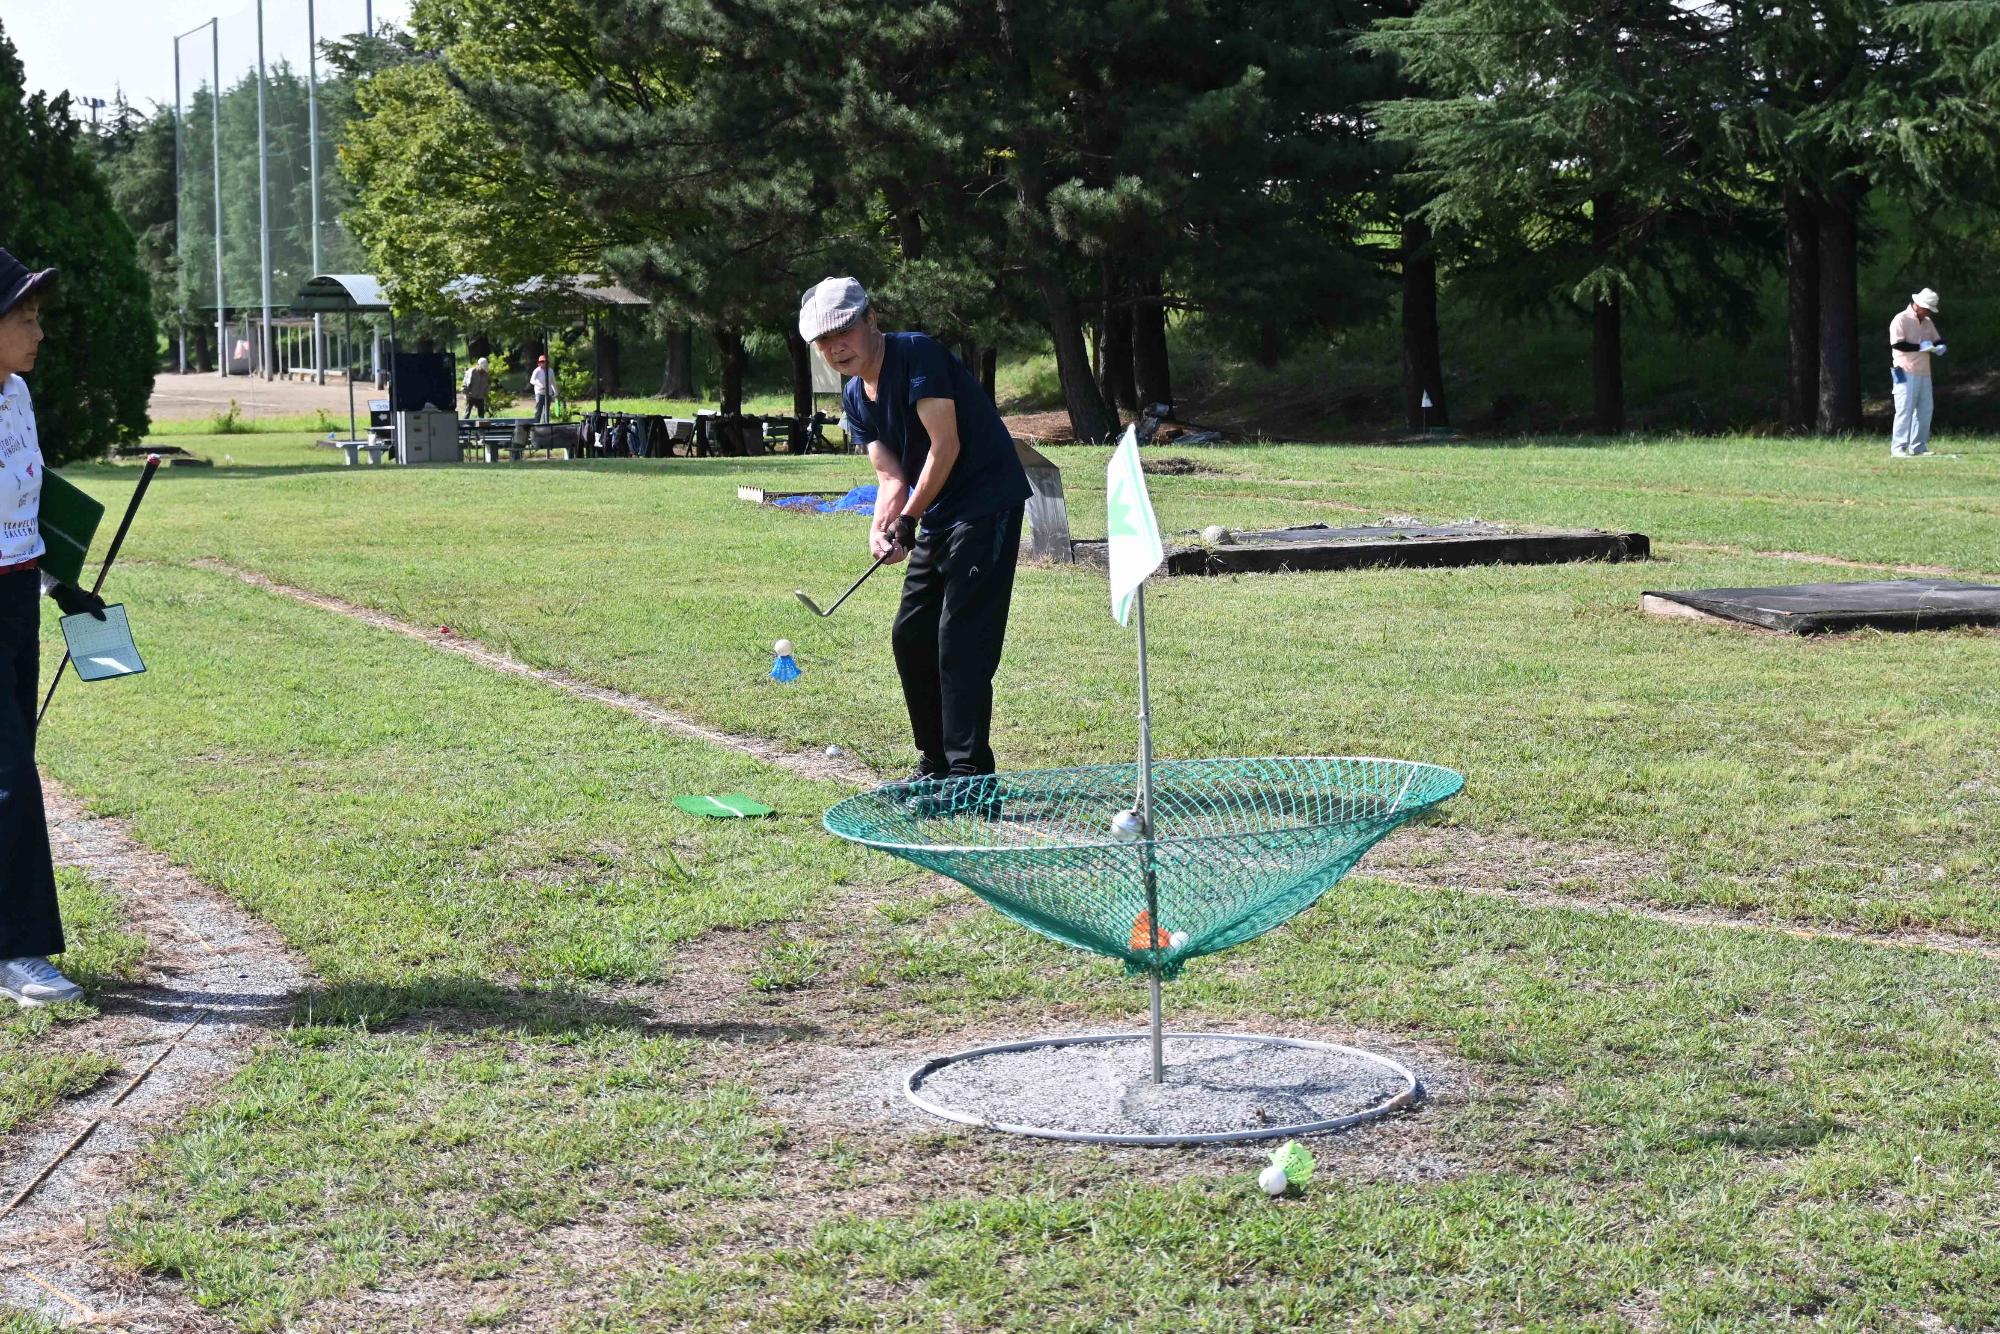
[{"x1": 842, "y1": 332, "x2": 1031, "y2": 531}]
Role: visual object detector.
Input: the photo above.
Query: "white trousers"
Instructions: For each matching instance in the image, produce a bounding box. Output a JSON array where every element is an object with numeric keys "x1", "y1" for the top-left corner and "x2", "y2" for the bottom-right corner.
[{"x1": 1891, "y1": 369, "x2": 1933, "y2": 452}]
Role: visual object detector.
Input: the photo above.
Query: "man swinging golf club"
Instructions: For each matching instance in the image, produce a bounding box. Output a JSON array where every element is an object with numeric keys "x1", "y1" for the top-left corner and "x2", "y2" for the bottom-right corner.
[{"x1": 800, "y1": 276, "x2": 1031, "y2": 787}]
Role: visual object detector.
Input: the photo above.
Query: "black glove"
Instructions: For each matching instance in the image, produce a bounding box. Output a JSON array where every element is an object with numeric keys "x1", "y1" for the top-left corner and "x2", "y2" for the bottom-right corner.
[
  {"x1": 50, "y1": 581, "x2": 106, "y2": 620},
  {"x1": 893, "y1": 514, "x2": 917, "y2": 550}
]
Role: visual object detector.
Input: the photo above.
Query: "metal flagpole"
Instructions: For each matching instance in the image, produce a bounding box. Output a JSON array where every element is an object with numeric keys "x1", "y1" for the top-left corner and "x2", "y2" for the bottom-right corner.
[
  {"x1": 211, "y1": 19, "x2": 225, "y2": 380},
  {"x1": 307, "y1": 0, "x2": 324, "y2": 384},
  {"x1": 1134, "y1": 583, "x2": 1163, "y2": 1083},
  {"x1": 255, "y1": 0, "x2": 273, "y2": 380}
]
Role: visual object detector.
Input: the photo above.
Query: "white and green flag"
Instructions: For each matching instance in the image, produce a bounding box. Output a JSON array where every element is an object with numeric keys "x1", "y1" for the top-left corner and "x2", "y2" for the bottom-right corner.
[{"x1": 1105, "y1": 425, "x2": 1163, "y2": 626}]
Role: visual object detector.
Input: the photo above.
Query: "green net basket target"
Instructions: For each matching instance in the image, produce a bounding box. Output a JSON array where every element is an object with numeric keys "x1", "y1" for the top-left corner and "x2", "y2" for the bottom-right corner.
[
  {"x1": 819, "y1": 430, "x2": 1466, "y2": 1144},
  {"x1": 824, "y1": 756, "x2": 1462, "y2": 982}
]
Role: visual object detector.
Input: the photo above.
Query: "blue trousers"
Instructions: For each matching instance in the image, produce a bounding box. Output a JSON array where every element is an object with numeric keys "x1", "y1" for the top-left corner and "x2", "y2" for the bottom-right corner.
[
  {"x1": 1891, "y1": 367, "x2": 1934, "y2": 453},
  {"x1": 0, "y1": 568, "x2": 61, "y2": 957}
]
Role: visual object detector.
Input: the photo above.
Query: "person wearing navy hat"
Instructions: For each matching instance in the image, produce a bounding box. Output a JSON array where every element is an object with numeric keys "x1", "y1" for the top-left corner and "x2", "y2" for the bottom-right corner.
[{"x1": 0, "y1": 245, "x2": 108, "y2": 1008}]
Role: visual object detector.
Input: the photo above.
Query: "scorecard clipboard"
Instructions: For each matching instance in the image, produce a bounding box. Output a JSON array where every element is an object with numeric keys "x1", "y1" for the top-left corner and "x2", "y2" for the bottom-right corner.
[{"x1": 38, "y1": 470, "x2": 104, "y2": 587}]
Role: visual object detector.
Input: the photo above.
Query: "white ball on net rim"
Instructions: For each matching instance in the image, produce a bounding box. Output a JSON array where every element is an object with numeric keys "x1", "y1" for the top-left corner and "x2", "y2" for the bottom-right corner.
[
  {"x1": 1258, "y1": 1165, "x2": 1290, "y2": 1196},
  {"x1": 1110, "y1": 809, "x2": 1146, "y2": 842},
  {"x1": 773, "y1": 638, "x2": 794, "y2": 657},
  {"x1": 1169, "y1": 931, "x2": 1189, "y2": 949}
]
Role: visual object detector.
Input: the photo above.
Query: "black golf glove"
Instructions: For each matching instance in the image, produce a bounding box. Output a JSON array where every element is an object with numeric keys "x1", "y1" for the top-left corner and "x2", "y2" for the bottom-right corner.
[
  {"x1": 49, "y1": 581, "x2": 107, "y2": 620},
  {"x1": 893, "y1": 514, "x2": 917, "y2": 550}
]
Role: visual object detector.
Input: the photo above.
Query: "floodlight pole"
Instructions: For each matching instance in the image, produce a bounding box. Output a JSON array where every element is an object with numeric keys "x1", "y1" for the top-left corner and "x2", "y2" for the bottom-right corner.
[
  {"x1": 255, "y1": 0, "x2": 273, "y2": 380},
  {"x1": 210, "y1": 19, "x2": 225, "y2": 380},
  {"x1": 307, "y1": 0, "x2": 324, "y2": 384},
  {"x1": 172, "y1": 37, "x2": 184, "y2": 374},
  {"x1": 1134, "y1": 583, "x2": 1164, "y2": 1084}
]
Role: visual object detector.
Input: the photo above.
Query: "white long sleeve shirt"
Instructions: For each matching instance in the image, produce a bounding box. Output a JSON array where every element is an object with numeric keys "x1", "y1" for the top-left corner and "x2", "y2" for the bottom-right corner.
[
  {"x1": 0, "y1": 374, "x2": 46, "y2": 566},
  {"x1": 530, "y1": 366, "x2": 554, "y2": 396}
]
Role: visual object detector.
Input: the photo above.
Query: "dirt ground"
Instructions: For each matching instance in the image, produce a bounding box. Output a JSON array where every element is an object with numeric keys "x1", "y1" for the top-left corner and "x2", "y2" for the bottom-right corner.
[{"x1": 149, "y1": 371, "x2": 373, "y2": 422}]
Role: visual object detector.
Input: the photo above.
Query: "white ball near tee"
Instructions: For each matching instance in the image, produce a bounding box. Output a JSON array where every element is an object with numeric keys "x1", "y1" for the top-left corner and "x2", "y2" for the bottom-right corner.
[
  {"x1": 1258, "y1": 1164, "x2": 1290, "y2": 1196},
  {"x1": 774, "y1": 639, "x2": 794, "y2": 657}
]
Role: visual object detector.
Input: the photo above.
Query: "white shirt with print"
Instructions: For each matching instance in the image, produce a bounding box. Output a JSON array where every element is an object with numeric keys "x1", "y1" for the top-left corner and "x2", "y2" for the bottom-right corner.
[{"x1": 0, "y1": 374, "x2": 46, "y2": 565}]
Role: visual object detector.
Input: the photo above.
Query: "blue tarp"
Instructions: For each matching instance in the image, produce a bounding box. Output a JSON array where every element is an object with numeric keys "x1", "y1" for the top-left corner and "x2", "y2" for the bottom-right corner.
[{"x1": 775, "y1": 483, "x2": 877, "y2": 514}]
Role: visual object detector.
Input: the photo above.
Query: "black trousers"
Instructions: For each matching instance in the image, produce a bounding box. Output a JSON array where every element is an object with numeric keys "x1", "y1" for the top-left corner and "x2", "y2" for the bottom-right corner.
[
  {"x1": 892, "y1": 505, "x2": 1024, "y2": 777},
  {"x1": 0, "y1": 569, "x2": 60, "y2": 957}
]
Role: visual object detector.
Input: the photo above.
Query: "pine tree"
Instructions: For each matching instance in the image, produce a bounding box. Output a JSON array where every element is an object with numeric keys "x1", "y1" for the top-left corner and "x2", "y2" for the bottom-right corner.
[{"x1": 1369, "y1": 0, "x2": 1747, "y2": 433}]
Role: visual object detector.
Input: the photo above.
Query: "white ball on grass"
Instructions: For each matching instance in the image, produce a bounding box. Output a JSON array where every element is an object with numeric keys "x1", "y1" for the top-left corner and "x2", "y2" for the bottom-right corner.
[
  {"x1": 825, "y1": 744, "x2": 844, "y2": 758},
  {"x1": 774, "y1": 638, "x2": 794, "y2": 657},
  {"x1": 1258, "y1": 1164, "x2": 1291, "y2": 1197},
  {"x1": 1201, "y1": 524, "x2": 1232, "y2": 546}
]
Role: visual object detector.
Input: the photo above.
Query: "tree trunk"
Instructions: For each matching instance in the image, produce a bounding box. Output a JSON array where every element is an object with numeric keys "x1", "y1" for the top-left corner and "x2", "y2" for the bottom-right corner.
[
  {"x1": 468, "y1": 331, "x2": 491, "y2": 362},
  {"x1": 786, "y1": 327, "x2": 812, "y2": 419},
  {"x1": 191, "y1": 324, "x2": 213, "y2": 374},
  {"x1": 1815, "y1": 180, "x2": 1863, "y2": 434},
  {"x1": 660, "y1": 327, "x2": 695, "y2": 399},
  {"x1": 1040, "y1": 274, "x2": 1115, "y2": 442},
  {"x1": 1590, "y1": 192, "x2": 1624, "y2": 434},
  {"x1": 1784, "y1": 184, "x2": 1820, "y2": 433},
  {"x1": 1256, "y1": 321, "x2": 1282, "y2": 370},
  {"x1": 980, "y1": 347, "x2": 998, "y2": 401},
  {"x1": 1098, "y1": 264, "x2": 1137, "y2": 414},
  {"x1": 1592, "y1": 291, "x2": 1623, "y2": 434},
  {"x1": 717, "y1": 327, "x2": 746, "y2": 415},
  {"x1": 593, "y1": 326, "x2": 621, "y2": 398},
  {"x1": 1400, "y1": 213, "x2": 1448, "y2": 432},
  {"x1": 1132, "y1": 275, "x2": 1172, "y2": 412},
  {"x1": 995, "y1": 0, "x2": 1114, "y2": 444}
]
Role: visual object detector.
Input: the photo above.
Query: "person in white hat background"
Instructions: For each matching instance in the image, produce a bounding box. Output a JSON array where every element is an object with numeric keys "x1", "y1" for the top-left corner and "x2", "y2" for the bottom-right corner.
[
  {"x1": 0, "y1": 244, "x2": 109, "y2": 1008},
  {"x1": 1888, "y1": 287, "x2": 1946, "y2": 457},
  {"x1": 800, "y1": 276, "x2": 1032, "y2": 784}
]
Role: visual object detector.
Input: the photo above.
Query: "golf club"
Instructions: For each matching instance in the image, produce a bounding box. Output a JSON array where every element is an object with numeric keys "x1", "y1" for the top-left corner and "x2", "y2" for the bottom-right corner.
[
  {"x1": 39, "y1": 454, "x2": 161, "y2": 725},
  {"x1": 796, "y1": 546, "x2": 896, "y2": 618}
]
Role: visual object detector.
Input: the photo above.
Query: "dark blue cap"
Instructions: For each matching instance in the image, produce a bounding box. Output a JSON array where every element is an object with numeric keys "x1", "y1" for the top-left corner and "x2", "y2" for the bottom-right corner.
[{"x1": 0, "y1": 246, "x2": 57, "y2": 318}]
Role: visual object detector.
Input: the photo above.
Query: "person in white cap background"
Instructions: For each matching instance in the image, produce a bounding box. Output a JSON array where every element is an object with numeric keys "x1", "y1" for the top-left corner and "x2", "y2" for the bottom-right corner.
[
  {"x1": 0, "y1": 244, "x2": 108, "y2": 1008},
  {"x1": 800, "y1": 276, "x2": 1032, "y2": 783},
  {"x1": 1888, "y1": 287, "x2": 1945, "y2": 457}
]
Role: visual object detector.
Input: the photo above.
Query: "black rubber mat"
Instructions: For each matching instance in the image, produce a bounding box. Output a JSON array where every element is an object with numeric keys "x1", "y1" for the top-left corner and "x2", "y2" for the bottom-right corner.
[{"x1": 1643, "y1": 580, "x2": 2000, "y2": 634}]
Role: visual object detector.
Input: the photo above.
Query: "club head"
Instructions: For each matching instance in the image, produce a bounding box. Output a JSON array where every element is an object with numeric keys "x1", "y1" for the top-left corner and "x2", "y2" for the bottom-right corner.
[{"x1": 794, "y1": 590, "x2": 829, "y2": 617}]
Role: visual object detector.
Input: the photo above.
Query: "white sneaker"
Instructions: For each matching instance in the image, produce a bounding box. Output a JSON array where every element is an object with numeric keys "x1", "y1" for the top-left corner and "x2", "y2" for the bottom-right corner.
[
  {"x1": 0, "y1": 957, "x2": 83, "y2": 1007},
  {"x1": 1890, "y1": 446, "x2": 1911, "y2": 457},
  {"x1": 1909, "y1": 443, "x2": 1932, "y2": 456}
]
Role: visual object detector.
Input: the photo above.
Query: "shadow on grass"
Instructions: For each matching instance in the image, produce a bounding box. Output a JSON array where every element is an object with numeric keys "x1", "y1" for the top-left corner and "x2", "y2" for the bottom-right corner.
[
  {"x1": 285, "y1": 977, "x2": 821, "y2": 1046},
  {"x1": 1685, "y1": 1118, "x2": 1849, "y2": 1152}
]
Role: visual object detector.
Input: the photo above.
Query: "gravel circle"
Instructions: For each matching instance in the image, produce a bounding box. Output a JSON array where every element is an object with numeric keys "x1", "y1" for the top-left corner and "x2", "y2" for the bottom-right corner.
[{"x1": 910, "y1": 1034, "x2": 1415, "y2": 1142}]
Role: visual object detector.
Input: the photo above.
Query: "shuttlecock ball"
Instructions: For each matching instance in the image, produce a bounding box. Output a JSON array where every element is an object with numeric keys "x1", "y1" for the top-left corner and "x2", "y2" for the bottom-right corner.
[
  {"x1": 1258, "y1": 1164, "x2": 1291, "y2": 1197},
  {"x1": 1110, "y1": 808, "x2": 1146, "y2": 842},
  {"x1": 773, "y1": 638, "x2": 794, "y2": 657},
  {"x1": 1201, "y1": 524, "x2": 1232, "y2": 546},
  {"x1": 1270, "y1": 1140, "x2": 1316, "y2": 1187}
]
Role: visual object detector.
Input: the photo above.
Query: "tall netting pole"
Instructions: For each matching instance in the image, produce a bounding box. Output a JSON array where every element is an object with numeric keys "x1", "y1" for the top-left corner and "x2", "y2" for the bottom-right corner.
[
  {"x1": 211, "y1": 20, "x2": 225, "y2": 379},
  {"x1": 308, "y1": 0, "x2": 324, "y2": 384},
  {"x1": 1134, "y1": 583, "x2": 1164, "y2": 1084},
  {"x1": 255, "y1": 0, "x2": 274, "y2": 380},
  {"x1": 173, "y1": 38, "x2": 184, "y2": 374}
]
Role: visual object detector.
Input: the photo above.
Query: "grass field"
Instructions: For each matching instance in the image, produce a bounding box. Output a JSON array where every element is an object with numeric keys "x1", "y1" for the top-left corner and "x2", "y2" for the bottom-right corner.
[{"x1": 13, "y1": 422, "x2": 2000, "y2": 1329}]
